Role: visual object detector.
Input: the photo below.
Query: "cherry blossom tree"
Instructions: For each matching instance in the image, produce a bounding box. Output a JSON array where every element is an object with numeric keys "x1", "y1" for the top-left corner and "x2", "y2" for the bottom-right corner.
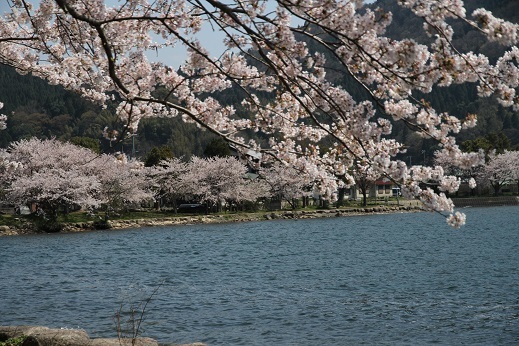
[
  {"x1": 347, "y1": 159, "x2": 380, "y2": 207},
  {"x1": 2, "y1": 138, "x2": 102, "y2": 230},
  {"x1": 145, "y1": 157, "x2": 191, "y2": 211},
  {"x1": 477, "y1": 150, "x2": 519, "y2": 195},
  {"x1": 260, "y1": 161, "x2": 313, "y2": 209},
  {"x1": 229, "y1": 175, "x2": 271, "y2": 211},
  {"x1": 87, "y1": 153, "x2": 153, "y2": 220},
  {"x1": 434, "y1": 148, "x2": 483, "y2": 195},
  {"x1": 0, "y1": 147, "x2": 18, "y2": 204},
  {"x1": 1, "y1": 138, "x2": 152, "y2": 230},
  {"x1": 186, "y1": 156, "x2": 269, "y2": 212},
  {"x1": 147, "y1": 156, "x2": 269, "y2": 212},
  {"x1": 1, "y1": 0, "x2": 519, "y2": 227}
]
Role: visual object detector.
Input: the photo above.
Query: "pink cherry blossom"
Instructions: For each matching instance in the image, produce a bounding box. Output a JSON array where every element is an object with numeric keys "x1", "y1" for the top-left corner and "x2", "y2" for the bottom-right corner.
[
  {"x1": 1, "y1": 1, "x2": 518, "y2": 227},
  {"x1": 446, "y1": 211, "x2": 466, "y2": 229},
  {"x1": 147, "y1": 156, "x2": 270, "y2": 211},
  {"x1": 477, "y1": 150, "x2": 519, "y2": 195},
  {"x1": 0, "y1": 102, "x2": 6, "y2": 130},
  {"x1": 1, "y1": 138, "x2": 151, "y2": 223}
]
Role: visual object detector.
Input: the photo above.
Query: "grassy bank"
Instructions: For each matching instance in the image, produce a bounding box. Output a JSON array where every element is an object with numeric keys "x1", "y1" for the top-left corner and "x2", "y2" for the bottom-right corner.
[{"x1": 0, "y1": 199, "x2": 423, "y2": 236}]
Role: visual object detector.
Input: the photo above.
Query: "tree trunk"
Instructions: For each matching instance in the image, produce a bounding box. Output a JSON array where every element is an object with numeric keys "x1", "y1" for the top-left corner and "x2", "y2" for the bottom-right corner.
[
  {"x1": 492, "y1": 182, "x2": 501, "y2": 196},
  {"x1": 336, "y1": 187, "x2": 345, "y2": 208}
]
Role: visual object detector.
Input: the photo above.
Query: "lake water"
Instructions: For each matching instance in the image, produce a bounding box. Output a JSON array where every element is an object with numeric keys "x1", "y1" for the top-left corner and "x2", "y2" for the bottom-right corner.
[{"x1": 1, "y1": 206, "x2": 518, "y2": 345}]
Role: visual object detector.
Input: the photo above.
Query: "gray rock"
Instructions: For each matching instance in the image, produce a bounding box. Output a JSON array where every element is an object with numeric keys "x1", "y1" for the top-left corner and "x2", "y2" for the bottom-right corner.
[
  {"x1": 0, "y1": 326, "x2": 160, "y2": 346},
  {"x1": 0, "y1": 326, "x2": 90, "y2": 346}
]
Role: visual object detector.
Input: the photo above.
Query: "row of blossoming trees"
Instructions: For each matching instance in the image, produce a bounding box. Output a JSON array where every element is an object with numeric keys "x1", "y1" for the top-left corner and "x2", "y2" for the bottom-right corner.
[
  {"x1": 344, "y1": 147, "x2": 519, "y2": 208},
  {"x1": 1, "y1": 0, "x2": 519, "y2": 227},
  {"x1": 434, "y1": 149, "x2": 519, "y2": 197},
  {"x1": 1, "y1": 136, "x2": 518, "y2": 232},
  {"x1": 0, "y1": 137, "x2": 318, "y2": 229}
]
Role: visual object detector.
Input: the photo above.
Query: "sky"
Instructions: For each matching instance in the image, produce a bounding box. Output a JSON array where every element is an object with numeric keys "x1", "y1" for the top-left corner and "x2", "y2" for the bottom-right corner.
[
  {"x1": 149, "y1": 0, "x2": 378, "y2": 67},
  {"x1": 0, "y1": 0, "x2": 378, "y2": 68}
]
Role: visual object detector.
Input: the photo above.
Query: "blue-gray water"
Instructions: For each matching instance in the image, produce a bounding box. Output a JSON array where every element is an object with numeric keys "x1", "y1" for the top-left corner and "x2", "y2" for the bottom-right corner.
[{"x1": 1, "y1": 206, "x2": 518, "y2": 345}]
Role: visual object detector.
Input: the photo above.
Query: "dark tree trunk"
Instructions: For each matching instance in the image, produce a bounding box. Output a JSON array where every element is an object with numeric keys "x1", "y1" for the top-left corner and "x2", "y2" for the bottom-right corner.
[{"x1": 336, "y1": 187, "x2": 345, "y2": 208}]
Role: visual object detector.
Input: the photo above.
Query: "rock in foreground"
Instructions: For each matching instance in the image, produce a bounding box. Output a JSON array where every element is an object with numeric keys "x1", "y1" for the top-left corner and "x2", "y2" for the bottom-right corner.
[{"x1": 0, "y1": 326, "x2": 205, "y2": 346}]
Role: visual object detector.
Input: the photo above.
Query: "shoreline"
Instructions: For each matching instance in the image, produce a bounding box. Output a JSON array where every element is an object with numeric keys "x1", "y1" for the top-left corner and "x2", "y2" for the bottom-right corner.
[
  {"x1": 0, "y1": 204, "x2": 424, "y2": 237},
  {"x1": 2, "y1": 196, "x2": 518, "y2": 237}
]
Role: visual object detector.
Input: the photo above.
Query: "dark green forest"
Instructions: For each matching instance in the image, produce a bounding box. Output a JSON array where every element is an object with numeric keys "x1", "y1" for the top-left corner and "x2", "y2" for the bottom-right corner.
[
  {"x1": 1, "y1": 0, "x2": 518, "y2": 161},
  {"x1": 375, "y1": 0, "x2": 519, "y2": 159},
  {"x1": 0, "y1": 66, "x2": 223, "y2": 158}
]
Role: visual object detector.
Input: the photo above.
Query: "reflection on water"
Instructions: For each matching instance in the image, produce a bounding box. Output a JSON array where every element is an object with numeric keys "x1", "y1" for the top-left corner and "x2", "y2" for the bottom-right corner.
[{"x1": 1, "y1": 206, "x2": 518, "y2": 345}]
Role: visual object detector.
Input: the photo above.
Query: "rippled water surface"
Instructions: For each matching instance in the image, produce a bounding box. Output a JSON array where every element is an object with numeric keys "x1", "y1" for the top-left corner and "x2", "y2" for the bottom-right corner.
[{"x1": 1, "y1": 206, "x2": 519, "y2": 345}]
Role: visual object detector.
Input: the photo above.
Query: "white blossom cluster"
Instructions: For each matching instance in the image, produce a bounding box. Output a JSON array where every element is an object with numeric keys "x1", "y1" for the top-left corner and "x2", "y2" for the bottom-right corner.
[
  {"x1": 477, "y1": 150, "x2": 519, "y2": 194},
  {"x1": 0, "y1": 102, "x2": 6, "y2": 130},
  {"x1": 446, "y1": 211, "x2": 466, "y2": 229},
  {"x1": 144, "y1": 156, "x2": 272, "y2": 209}
]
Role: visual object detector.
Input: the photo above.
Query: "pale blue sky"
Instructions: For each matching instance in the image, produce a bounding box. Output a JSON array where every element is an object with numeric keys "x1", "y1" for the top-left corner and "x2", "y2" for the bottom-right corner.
[
  {"x1": 0, "y1": 1, "x2": 378, "y2": 68},
  {"x1": 149, "y1": 0, "x2": 377, "y2": 67}
]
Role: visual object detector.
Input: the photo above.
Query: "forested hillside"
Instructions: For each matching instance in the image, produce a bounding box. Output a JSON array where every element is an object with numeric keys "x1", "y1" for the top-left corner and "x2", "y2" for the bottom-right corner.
[
  {"x1": 376, "y1": 0, "x2": 519, "y2": 157},
  {"x1": 1, "y1": 0, "x2": 518, "y2": 160},
  {"x1": 0, "y1": 65, "x2": 222, "y2": 157},
  {"x1": 313, "y1": 0, "x2": 519, "y2": 161}
]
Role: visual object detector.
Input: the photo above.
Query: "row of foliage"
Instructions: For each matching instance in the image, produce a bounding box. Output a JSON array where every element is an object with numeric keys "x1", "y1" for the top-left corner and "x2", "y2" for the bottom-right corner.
[
  {"x1": 0, "y1": 138, "x2": 319, "y2": 231},
  {"x1": 435, "y1": 148, "x2": 519, "y2": 197},
  {"x1": 2, "y1": 136, "x2": 518, "y2": 232}
]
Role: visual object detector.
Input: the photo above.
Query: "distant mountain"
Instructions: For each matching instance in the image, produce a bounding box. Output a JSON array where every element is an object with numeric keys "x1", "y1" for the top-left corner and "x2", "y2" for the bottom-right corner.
[
  {"x1": 0, "y1": 64, "x2": 220, "y2": 157},
  {"x1": 374, "y1": 0, "x2": 519, "y2": 154}
]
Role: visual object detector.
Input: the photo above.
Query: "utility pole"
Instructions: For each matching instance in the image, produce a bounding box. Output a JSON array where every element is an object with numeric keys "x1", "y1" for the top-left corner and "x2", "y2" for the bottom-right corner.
[{"x1": 130, "y1": 134, "x2": 137, "y2": 159}]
